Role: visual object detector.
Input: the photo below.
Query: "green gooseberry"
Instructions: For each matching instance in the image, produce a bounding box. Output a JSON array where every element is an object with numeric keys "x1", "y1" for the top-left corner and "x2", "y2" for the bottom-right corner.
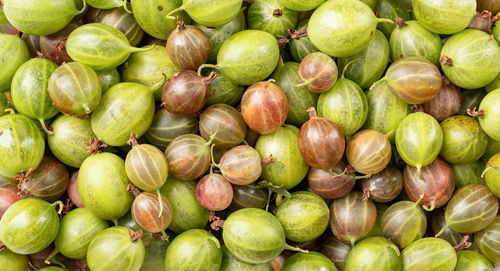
[
  {"x1": 164, "y1": 229, "x2": 222, "y2": 271},
  {"x1": 440, "y1": 116, "x2": 488, "y2": 164},
  {"x1": 375, "y1": 0, "x2": 411, "y2": 38},
  {"x1": 363, "y1": 80, "x2": 411, "y2": 143},
  {"x1": 484, "y1": 153, "x2": 500, "y2": 198},
  {"x1": 91, "y1": 82, "x2": 155, "y2": 146},
  {"x1": 458, "y1": 88, "x2": 487, "y2": 116},
  {"x1": 476, "y1": 216, "x2": 500, "y2": 265},
  {"x1": 46, "y1": 208, "x2": 108, "y2": 261},
  {"x1": 96, "y1": 68, "x2": 120, "y2": 92},
  {"x1": 440, "y1": 29, "x2": 500, "y2": 89},
  {"x1": 0, "y1": 113, "x2": 45, "y2": 179},
  {"x1": 455, "y1": 250, "x2": 494, "y2": 271},
  {"x1": 195, "y1": 11, "x2": 246, "y2": 63},
  {"x1": 0, "y1": 198, "x2": 61, "y2": 255},
  {"x1": 0, "y1": 249, "x2": 29, "y2": 271},
  {"x1": 199, "y1": 30, "x2": 280, "y2": 86},
  {"x1": 85, "y1": 0, "x2": 128, "y2": 10},
  {"x1": 140, "y1": 236, "x2": 169, "y2": 271},
  {"x1": 401, "y1": 238, "x2": 457, "y2": 271},
  {"x1": 122, "y1": 45, "x2": 180, "y2": 101},
  {"x1": 283, "y1": 0, "x2": 325, "y2": 11},
  {"x1": 283, "y1": 252, "x2": 337, "y2": 271},
  {"x1": 66, "y1": 23, "x2": 153, "y2": 71},
  {"x1": 247, "y1": 0, "x2": 298, "y2": 37},
  {"x1": 413, "y1": 0, "x2": 476, "y2": 34},
  {"x1": 160, "y1": 176, "x2": 210, "y2": 233},
  {"x1": 308, "y1": 0, "x2": 392, "y2": 57},
  {"x1": 220, "y1": 246, "x2": 272, "y2": 271},
  {"x1": 255, "y1": 125, "x2": 309, "y2": 190},
  {"x1": 289, "y1": 20, "x2": 319, "y2": 62},
  {"x1": 0, "y1": 34, "x2": 29, "y2": 91},
  {"x1": 0, "y1": 93, "x2": 11, "y2": 116},
  {"x1": 317, "y1": 62, "x2": 368, "y2": 136},
  {"x1": 2, "y1": 0, "x2": 85, "y2": 36},
  {"x1": 381, "y1": 199, "x2": 427, "y2": 248},
  {"x1": 390, "y1": 19, "x2": 443, "y2": 66},
  {"x1": 78, "y1": 152, "x2": 134, "y2": 223},
  {"x1": 271, "y1": 61, "x2": 319, "y2": 126},
  {"x1": 275, "y1": 191, "x2": 329, "y2": 242},
  {"x1": 166, "y1": 0, "x2": 242, "y2": 27},
  {"x1": 477, "y1": 89, "x2": 500, "y2": 142},
  {"x1": 203, "y1": 69, "x2": 244, "y2": 106},
  {"x1": 48, "y1": 115, "x2": 95, "y2": 168},
  {"x1": 395, "y1": 112, "x2": 443, "y2": 177},
  {"x1": 131, "y1": 0, "x2": 189, "y2": 40},
  {"x1": 345, "y1": 237, "x2": 402, "y2": 271},
  {"x1": 451, "y1": 160, "x2": 486, "y2": 188},
  {"x1": 337, "y1": 30, "x2": 390, "y2": 90},
  {"x1": 11, "y1": 58, "x2": 58, "y2": 134},
  {"x1": 87, "y1": 226, "x2": 145, "y2": 271}
]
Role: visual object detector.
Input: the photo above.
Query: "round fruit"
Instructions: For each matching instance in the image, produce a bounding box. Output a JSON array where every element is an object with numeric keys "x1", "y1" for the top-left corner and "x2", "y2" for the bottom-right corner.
[
  {"x1": 230, "y1": 183, "x2": 268, "y2": 211},
  {"x1": 164, "y1": 134, "x2": 212, "y2": 181},
  {"x1": 48, "y1": 62, "x2": 102, "y2": 118},
  {"x1": 66, "y1": 23, "x2": 153, "y2": 71},
  {"x1": 247, "y1": 0, "x2": 297, "y2": 36},
  {"x1": 404, "y1": 157, "x2": 455, "y2": 211},
  {"x1": 255, "y1": 125, "x2": 309, "y2": 190},
  {"x1": 477, "y1": 89, "x2": 500, "y2": 141},
  {"x1": 395, "y1": 112, "x2": 443, "y2": 177},
  {"x1": 413, "y1": 0, "x2": 476, "y2": 34},
  {"x1": 2, "y1": 0, "x2": 84, "y2": 36},
  {"x1": 48, "y1": 115, "x2": 95, "y2": 168},
  {"x1": 275, "y1": 191, "x2": 329, "y2": 242},
  {"x1": 484, "y1": 153, "x2": 500, "y2": 198},
  {"x1": 202, "y1": 30, "x2": 279, "y2": 85},
  {"x1": 455, "y1": 250, "x2": 494, "y2": 271},
  {"x1": 160, "y1": 176, "x2": 210, "y2": 233},
  {"x1": 390, "y1": 19, "x2": 442, "y2": 65},
  {"x1": 283, "y1": 0, "x2": 325, "y2": 11},
  {"x1": 165, "y1": 229, "x2": 222, "y2": 271},
  {"x1": 363, "y1": 80, "x2": 411, "y2": 143},
  {"x1": 49, "y1": 208, "x2": 108, "y2": 260},
  {"x1": 89, "y1": 6, "x2": 144, "y2": 46},
  {"x1": 382, "y1": 57, "x2": 442, "y2": 104},
  {"x1": 476, "y1": 216, "x2": 500, "y2": 264},
  {"x1": 204, "y1": 69, "x2": 244, "y2": 106},
  {"x1": 218, "y1": 145, "x2": 262, "y2": 185},
  {"x1": 19, "y1": 156, "x2": 69, "y2": 202},
  {"x1": 78, "y1": 152, "x2": 134, "y2": 223},
  {"x1": 376, "y1": 0, "x2": 411, "y2": 38},
  {"x1": 337, "y1": 30, "x2": 390, "y2": 89},
  {"x1": 200, "y1": 104, "x2": 246, "y2": 148},
  {"x1": 451, "y1": 160, "x2": 486, "y2": 188},
  {"x1": 298, "y1": 107, "x2": 345, "y2": 170},
  {"x1": 131, "y1": 191, "x2": 172, "y2": 233},
  {"x1": 440, "y1": 184, "x2": 498, "y2": 234},
  {"x1": 11, "y1": 58, "x2": 58, "y2": 133},
  {"x1": 0, "y1": 188, "x2": 20, "y2": 219},
  {"x1": 308, "y1": 0, "x2": 391, "y2": 57},
  {"x1": 125, "y1": 143, "x2": 168, "y2": 192},
  {"x1": 307, "y1": 161, "x2": 356, "y2": 199},
  {"x1": 85, "y1": 0, "x2": 128, "y2": 10},
  {"x1": 423, "y1": 77, "x2": 462, "y2": 122},
  {"x1": 241, "y1": 80, "x2": 288, "y2": 134},
  {"x1": 0, "y1": 198, "x2": 60, "y2": 254},
  {"x1": 0, "y1": 113, "x2": 45, "y2": 179},
  {"x1": 321, "y1": 234, "x2": 351, "y2": 271},
  {"x1": 381, "y1": 200, "x2": 427, "y2": 248},
  {"x1": 87, "y1": 226, "x2": 145, "y2": 271},
  {"x1": 39, "y1": 21, "x2": 79, "y2": 65},
  {"x1": 222, "y1": 208, "x2": 288, "y2": 264},
  {"x1": 440, "y1": 116, "x2": 488, "y2": 164},
  {"x1": 220, "y1": 246, "x2": 272, "y2": 271},
  {"x1": 166, "y1": 22, "x2": 209, "y2": 71},
  {"x1": 440, "y1": 29, "x2": 500, "y2": 89},
  {"x1": 330, "y1": 191, "x2": 377, "y2": 245},
  {"x1": 0, "y1": 249, "x2": 29, "y2": 271},
  {"x1": 96, "y1": 68, "x2": 120, "y2": 92},
  {"x1": 91, "y1": 82, "x2": 155, "y2": 146},
  {"x1": 288, "y1": 20, "x2": 320, "y2": 62},
  {"x1": 430, "y1": 208, "x2": 464, "y2": 247},
  {"x1": 0, "y1": 34, "x2": 29, "y2": 91},
  {"x1": 297, "y1": 52, "x2": 338, "y2": 93},
  {"x1": 283, "y1": 252, "x2": 337, "y2": 271},
  {"x1": 401, "y1": 237, "x2": 457, "y2": 271},
  {"x1": 345, "y1": 237, "x2": 402, "y2": 271},
  {"x1": 196, "y1": 173, "x2": 233, "y2": 211},
  {"x1": 361, "y1": 166, "x2": 403, "y2": 203},
  {"x1": 346, "y1": 129, "x2": 391, "y2": 175}
]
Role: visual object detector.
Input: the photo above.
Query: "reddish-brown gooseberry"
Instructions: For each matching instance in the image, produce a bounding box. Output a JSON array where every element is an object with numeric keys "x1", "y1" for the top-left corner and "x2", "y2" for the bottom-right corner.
[{"x1": 196, "y1": 173, "x2": 233, "y2": 211}]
